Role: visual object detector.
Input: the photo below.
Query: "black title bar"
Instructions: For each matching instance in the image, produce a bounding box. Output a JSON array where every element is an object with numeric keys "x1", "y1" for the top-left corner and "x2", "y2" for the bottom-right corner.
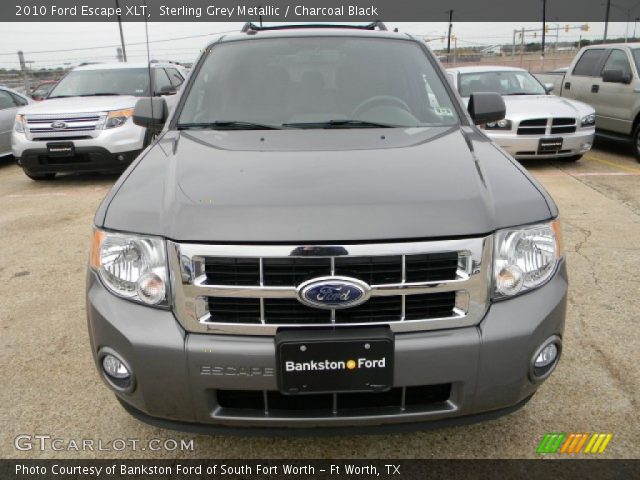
[{"x1": 6, "y1": 0, "x2": 640, "y2": 22}]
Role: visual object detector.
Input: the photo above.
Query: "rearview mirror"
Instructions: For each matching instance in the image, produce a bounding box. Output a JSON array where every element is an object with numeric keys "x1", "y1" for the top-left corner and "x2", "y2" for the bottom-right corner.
[
  {"x1": 544, "y1": 83, "x2": 555, "y2": 93},
  {"x1": 602, "y1": 69, "x2": 631, "y2": 84},
  {"x1": 133, "y1": 97, "x2": 168, "y2": 129},
  {"x1": 467, "y1": 92, "x2": 506, "y2": 125}
]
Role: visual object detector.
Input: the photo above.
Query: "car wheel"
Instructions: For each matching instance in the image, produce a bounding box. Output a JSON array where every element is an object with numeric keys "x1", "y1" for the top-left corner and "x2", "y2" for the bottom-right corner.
[
  {"x1": 565, "y1": 155, "x2": 582, "y2": 162},
  {"x1": 634, "y1": 124, "x2": 640, "y2": 162},
  {"x1": 24, "y1": 171, "x2": 55, "y2": 181}
]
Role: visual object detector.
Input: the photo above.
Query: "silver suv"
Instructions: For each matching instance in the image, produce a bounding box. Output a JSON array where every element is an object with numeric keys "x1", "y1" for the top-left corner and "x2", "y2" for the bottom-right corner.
[
  {"x1": 12, "y1": 61, "x2": 186, "y2": 180},
  {"x1": 87, "y1": 23, "x2": 567, "y2": 434}
]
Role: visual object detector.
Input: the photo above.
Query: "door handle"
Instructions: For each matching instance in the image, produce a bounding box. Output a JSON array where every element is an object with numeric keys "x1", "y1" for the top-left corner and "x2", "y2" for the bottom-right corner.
[
  {"x1": 564, "y1": 82, "x2": 571, "y2": 90},
  {"x1": 591, "y1": 84, "x2": 599, "y2": 93}
]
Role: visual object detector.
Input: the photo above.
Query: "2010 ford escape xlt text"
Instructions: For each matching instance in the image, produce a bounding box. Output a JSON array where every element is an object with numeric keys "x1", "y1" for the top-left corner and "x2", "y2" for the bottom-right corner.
[{"x1": 86, "y1": 22, "x2": 567, "y2": 433}]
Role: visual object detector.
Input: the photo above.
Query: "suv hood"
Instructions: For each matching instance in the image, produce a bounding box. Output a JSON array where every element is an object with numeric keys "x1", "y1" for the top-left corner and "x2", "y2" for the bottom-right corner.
[
  {"x1": 463, "y1": 94, "x2": 593, "y2": 118},
  {"x1": 19, "y1": 95, "x2": 137, "y2": 115},
  {"x1": 99, "y1": 127, "x2": 554, "y2": 242}
]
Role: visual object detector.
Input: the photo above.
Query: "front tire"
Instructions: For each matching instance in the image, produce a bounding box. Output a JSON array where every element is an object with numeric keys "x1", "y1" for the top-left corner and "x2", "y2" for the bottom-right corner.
[
  {"x1": 633, "y1": 124, "x2": 640, "y2": 162},
  {"x1": 24, "y1": 171, "x2": 55, "y2": 181}
]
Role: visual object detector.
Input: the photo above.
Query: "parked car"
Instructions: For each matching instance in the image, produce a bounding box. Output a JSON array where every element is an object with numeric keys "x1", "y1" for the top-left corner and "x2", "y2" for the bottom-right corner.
[
  {"x1": 535, "y1": 43, "x2": 640, "y2": 161},
  {"x1": 448, "y1": 66, "x2": 595, "y2": 161},
  {"x1": 12, "y1": 61, "x2": 186, "y2": 180},
  {"x1": 0, "y1": 86, "x2": 31, "y2": 158},
  {"x1": 30, "y1": 80, "x2": 58, "y2": 101},
  {"x1": 87, "y1": 23, "x2": 567, "y2": 433}
]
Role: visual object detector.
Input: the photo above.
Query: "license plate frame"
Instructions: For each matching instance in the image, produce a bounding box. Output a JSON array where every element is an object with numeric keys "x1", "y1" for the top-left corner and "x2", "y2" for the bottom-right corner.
[
  {"x1": 276, "y1": 328, "x2": 394, "y2": 395},
  {"x1": 46, "y1": 142, "x2": 75, "y2": 157},
  {"x1": 537, "y1": 137, "x2": 563, "y2": 154}
]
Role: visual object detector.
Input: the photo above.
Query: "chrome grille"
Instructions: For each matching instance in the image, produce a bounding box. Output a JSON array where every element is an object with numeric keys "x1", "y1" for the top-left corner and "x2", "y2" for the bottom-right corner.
[
  {"x1": 24, "y1": 112, "x2": 105, "y2": 140},
  {"x1": 169, "y1": 237, "x2": 492, "y2": 335}
]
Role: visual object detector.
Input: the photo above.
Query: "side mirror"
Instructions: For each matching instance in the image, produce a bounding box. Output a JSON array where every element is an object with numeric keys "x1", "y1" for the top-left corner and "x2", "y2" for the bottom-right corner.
[
  {"x1": 602, "y1": 69, "x2": 631, "y2": 84},
  {"x1": 467, "y1": 92, "x2": 506, "y2": 125},
  {"x1": 156, "y1": 85, "x2": 177, "y2": 96},
  {"x1": 544, "y1": 83, "x2": 555, "y2": 93},
  {"x1": 133, "y1": 97, "x2": 168, "y2": 129}
]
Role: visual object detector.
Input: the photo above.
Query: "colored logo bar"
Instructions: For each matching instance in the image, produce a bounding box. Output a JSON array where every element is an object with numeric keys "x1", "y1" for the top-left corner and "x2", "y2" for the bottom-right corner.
[{"x1": 537, "y1": 433, "x2": 612, "y2": 454}]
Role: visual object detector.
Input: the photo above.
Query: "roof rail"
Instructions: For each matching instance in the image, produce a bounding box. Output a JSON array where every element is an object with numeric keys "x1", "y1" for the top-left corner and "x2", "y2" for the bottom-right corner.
[{"x1": 241, "y1": 21, "x2": 388, "y2": 33}]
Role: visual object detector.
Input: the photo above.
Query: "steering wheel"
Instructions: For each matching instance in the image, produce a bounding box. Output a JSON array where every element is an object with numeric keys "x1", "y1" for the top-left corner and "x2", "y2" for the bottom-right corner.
[{"x1": 351, "y1": 95, "x2": 412, "y2": 118}]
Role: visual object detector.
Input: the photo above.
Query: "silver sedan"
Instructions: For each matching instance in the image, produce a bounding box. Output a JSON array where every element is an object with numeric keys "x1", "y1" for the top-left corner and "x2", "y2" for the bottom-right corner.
[
  {"x1": 0, "y1": 86, "x2": 31, "y2": 158},
  {"x1": 447, "y1": 66, "x2": 595, "y2": 161}
]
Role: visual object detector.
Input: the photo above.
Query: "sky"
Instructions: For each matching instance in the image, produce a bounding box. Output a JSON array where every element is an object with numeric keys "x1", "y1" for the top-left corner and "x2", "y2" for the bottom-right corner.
[{"x1": 0, "y1": 21, "x2": 636, "y2": 69}]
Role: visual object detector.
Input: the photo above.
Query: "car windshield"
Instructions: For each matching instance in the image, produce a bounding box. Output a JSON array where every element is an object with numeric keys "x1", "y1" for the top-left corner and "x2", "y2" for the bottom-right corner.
[
  {"x1": 459, "y1": 70, "x2": 546, "y2": 97},
  {"x1": 632, "y1": 49, "x2": 640, "y2": 74},
  {"x1": 48, "y1": 68, "x2": 150, "y2": 98},
  {"x1": 178, "y1": 37, "x2": 459, "y2": 129},
  {"x1": 33, "y1": 83, "x2": 56, "y2": 98}
]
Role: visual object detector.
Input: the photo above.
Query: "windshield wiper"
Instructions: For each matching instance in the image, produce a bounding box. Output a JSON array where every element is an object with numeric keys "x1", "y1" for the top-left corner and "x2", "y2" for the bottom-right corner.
[
  {"x1": 80, "y1": 93, "x2": 123, "y2": 97},
  {"x1": 505, "y1": 92, "x2": 538, "y2": 95},
  {"x1": 283, "y1": 119, "x2": 400, "y2": 129},
  {"x1": 177, "y1": 121, "x2": 282, "y2": 130}
]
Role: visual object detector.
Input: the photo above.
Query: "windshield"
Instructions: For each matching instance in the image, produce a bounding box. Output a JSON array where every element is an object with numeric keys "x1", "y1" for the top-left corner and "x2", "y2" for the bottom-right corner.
[
  {"x1": 178, "y1": 37, "x2": 459, "y2": 129},
  {"x1": 459, "y1": 70, "x2": 546, "y2": 97},
  {"x1": 33, "y1": 83, "x2": 56, "y2": 98},
  {"x1": 48, "y1": 68, "x2": 149, "y2": 98},
  {"x1": 632, "y1": 49, "x2": 640, "y2": 74}
]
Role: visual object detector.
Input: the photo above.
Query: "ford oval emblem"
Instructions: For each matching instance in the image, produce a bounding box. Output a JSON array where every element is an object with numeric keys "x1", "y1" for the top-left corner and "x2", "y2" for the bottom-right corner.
[
  {"x1": 297, "y1": 276, "x2": 371, "y2": 310},
  {"x1": 51, "y1": 121, "x2": 67, "y2": 130}
]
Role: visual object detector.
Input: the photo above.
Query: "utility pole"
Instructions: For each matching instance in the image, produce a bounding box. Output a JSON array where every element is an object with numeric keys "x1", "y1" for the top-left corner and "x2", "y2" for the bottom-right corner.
[
  {"x1": 520, "y1": 27, "x2": 525, "y2": 67},
  {"x1": 17, "y1": 50, "x2": 29, "y2": 94},
  {"x1": 541, "y1": 0, "x2": 546, "y2": 71},
  {"x1": 115, "y1": 0, "x2": 127, "y2": 62},
  {"x1": 446, "y1": 9, "x2": 453, "y2": 63},
  {"x1": 604, "y1": 0, "x2": 611, "y2": 42}
]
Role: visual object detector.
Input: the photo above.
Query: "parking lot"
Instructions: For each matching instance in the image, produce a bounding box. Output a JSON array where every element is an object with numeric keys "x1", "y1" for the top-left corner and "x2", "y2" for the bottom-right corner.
[{"x1": 0, "y1": 139, "x2": 638, "y2": 459}]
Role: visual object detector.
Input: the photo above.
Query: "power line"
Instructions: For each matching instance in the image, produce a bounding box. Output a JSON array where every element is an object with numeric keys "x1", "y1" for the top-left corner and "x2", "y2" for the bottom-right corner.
[{"x1": 0, "y1": 29, "x2": 238, "y2": 56}]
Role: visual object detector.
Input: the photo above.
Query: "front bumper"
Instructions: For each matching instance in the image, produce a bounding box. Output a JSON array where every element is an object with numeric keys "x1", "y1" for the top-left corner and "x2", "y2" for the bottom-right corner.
[
  {"x1": 86, "y1": 261, "x2": 567, "y2": 432},
  {"x1": 12, "y1": 120, "x2": 145, "y2": 158},
  {"x1": 487, "y1": 128, "x2": 594, "y2": 159},
  {"x1": 15, "y1": 147, "x2": 140, "y2": 175}
]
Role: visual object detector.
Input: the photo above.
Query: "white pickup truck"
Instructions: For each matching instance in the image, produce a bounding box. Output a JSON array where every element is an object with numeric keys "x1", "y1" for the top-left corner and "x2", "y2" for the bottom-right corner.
[
  {"x1": 535, "y1": 43, "x2": 640, "y2": 161},
  {"x1": 12, "y1": 61, "x2": 186, "y2": 180}
]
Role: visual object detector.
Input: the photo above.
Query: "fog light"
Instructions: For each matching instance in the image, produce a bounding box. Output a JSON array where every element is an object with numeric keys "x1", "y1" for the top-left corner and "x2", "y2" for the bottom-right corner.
[
  {"x1": 581, "y1": 142, "x2": 592, "y2": 151},
  {"x1": 102, "y1": 354, "x2": 130, "y2": 379},
  {"x1": 535, "y1": 343, "x2": 558, "y2": 368},
  {"x1": 116, "y1": 154, "x2": 125, "y2": 161},
  {"x1": 530, "y1": 336, "x2": 561, "y2": 381}
]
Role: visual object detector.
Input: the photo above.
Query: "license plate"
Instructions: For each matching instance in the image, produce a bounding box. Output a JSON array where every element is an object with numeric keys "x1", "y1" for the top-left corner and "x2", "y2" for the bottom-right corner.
[
  {"x1": 47, "y1": 142, "x2": 75, "y2": 157},
  {"x1": 276, "y1": 328, "x2": 394, "y2": 395},
  {"x1": 538, "y1": 137, "x2": 563, "y2": 153}
]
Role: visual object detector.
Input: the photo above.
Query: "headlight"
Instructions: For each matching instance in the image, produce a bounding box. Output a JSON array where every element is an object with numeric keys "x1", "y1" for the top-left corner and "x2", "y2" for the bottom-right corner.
[
  {"x1": 90, "y1": 229, "x2": 169, "y2": 307},
  {"x1": 103, "y1": 108, "x2": 134, "y2": 129},
  {"x1": 484, "y1": 119, "x2": 511, "y2": 130},
  {"x1": 581, "y1": 113, "x2": 595, "y2": 127},
  {"x1": 14, "y1": 114, "x2": 24, "y2": 133},
  {"x1": 493, "y1": 220, "x2": 563, "y2": 299}
]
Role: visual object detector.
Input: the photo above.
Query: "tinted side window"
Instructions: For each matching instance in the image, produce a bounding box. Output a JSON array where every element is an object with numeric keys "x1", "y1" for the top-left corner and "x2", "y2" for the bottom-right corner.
[
  {"x1": 153, "y1": 68, "x2": 173, "y2": 93},
  {"x1": 166, "y1": 68, "x2": 184, "y2": 88},
  {"x1": 0, "y1": 90, "x2": 16, "y2": 110},
  {"x1": 601, "y1": 49, "x2": 632, "y2": 77},
  {"x1": 10, "y1": 92, "x2": 28, "y2": 106},
  {"x1": 573, "y1": 49, "x2": 605, "y2": 76}
]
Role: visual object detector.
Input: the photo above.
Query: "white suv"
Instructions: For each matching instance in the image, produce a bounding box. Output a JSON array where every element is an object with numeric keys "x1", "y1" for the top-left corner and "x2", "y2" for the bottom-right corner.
[{"x1": 12, "y1": 62, "x2": 186, "y2": 180}]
